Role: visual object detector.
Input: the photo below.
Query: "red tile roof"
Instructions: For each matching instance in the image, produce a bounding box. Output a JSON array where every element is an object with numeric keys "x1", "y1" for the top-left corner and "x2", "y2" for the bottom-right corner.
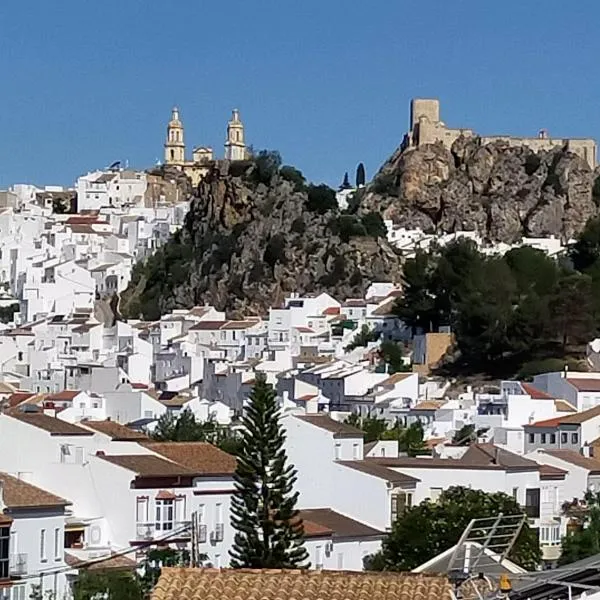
[
  {"x1": 527, "y1": 405, "x2": 600, "y2": 428},
  {"x1": 322, "y1": 306, "x2": 341, "y2": 316},
  {"x1": 8, "y1": 413, "x2": 93, "y2": 436},
  {"x1": 5, "y1": 392, "x2": 36, "y2": 408},
  {"x1": 81, "y1": 420, "x2": 149, "y2": 441},
  {"x1": 46, "y1": 390, "x2": 82, "y2": 401},
  {"x1": 189, "y1": 321, "x2": 228, "y2": 331},
  {"x1": 294, "y1": 327, "x2": 315, "y2": 334},
  {"x1": 142, "y1": 442, "x2": 236, "y2": 476},
  {"x1": 0, "y1": 472, "x2": 70, "y2": 509},
  {"x1": 521, "y1": 383, "x2": 553, "y2": 400},
  {"x1": 568, "y1": 378, "x2": 600, "y2": 392}
]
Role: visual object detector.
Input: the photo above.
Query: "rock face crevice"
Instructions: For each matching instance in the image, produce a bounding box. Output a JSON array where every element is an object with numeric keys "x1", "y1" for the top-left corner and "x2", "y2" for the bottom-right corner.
[{"x1": 362, "y1": 136, "x2": 598, "y2": 242}]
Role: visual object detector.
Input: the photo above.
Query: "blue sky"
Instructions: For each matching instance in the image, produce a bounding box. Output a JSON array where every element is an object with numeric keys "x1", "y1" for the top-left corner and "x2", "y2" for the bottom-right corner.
[{"x1": 0, "y1": 0, "x2": 597, "y2": 188}]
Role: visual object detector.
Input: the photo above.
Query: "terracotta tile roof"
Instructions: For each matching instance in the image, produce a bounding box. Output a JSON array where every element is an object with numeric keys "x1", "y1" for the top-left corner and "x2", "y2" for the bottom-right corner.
[
  {"x1": 151, "y1": 568, "x2": 451, "y2": 600},
  {"x1": 339, "y1": 460, "x2": 420, "y2": 486},
  {"x1": 294, "y1": 327, "x2": 315, "y2": 334},
  {"x1": 412, "y1": 400, "x2": 446, "y2": 411},
  {"x1": 541, "y1": 450, "x2": 600, "y2": 473},
  {"x1": 460, "y1": 444, "x2": 539, "y2": 471},
  {"x1": 343, "y1": 299, "x2": 367, "y2": 307},
  {"x1": 65, "y1": 552, "x2": 137, "y2": 571},
  {"x1": 295, "y1": 414, "x2": 363, "y2": 438},
  {"x1": 539, "y1": 464, "x2": 568, "y2": 480},
  {"x1": 97, "y1": 454, "x2": 197, "y2": 477},
  {"x1": 567, "y1": 378, "x2": 600, "y2": 392},
  {"x1": 189, "y1": 321, "x2": 228, "y2": 331},
  {"x1": 142, "y1": 442, "x2": 236, "y2": 476},
  {"x1": 221, "y1": 320, "x2": 257, "y2": 330},
  {"x1": 322, "y1": 306, "x2": 340, "y2": 316},
  {"x1": 555, "y1": 399, "x2": 576, "y2": 413},
  {"x1": 8, "y1": 412, "x2": 94, "y2": 436},
  {"x1": 0, "y1": 472, "x2": 69, "y2": 509},
  {"x1": 526, "y1": 417, "x2": 562, "y2": 428},
  {"x1": 46, "y1": 390, "x2": 81, "y2": 401},
  {"x1": 131, "y1": 383, "x2": 148, "y2": 389},
  {"x1": 527, "y1": 405, "x2": 600, "y2": 428},
  {"x1": 298, "y1": 509, "x2": 383, "y2": 539},
  {"x1": 371, "y1": 299, "x2": 396, "y2": 316},
  {"x1": 5, "y1": 392, "x2": 36, "y2": 408},
  {"x1": 378, "y1": 372, "x2": 413, "y2": 386},
  {"x1": 521, "y1": 383, "x2": 553, "y2": 400},
  {"x1": 296, "y1": 394, "x2": 317, "y2": 402},
  {"x1": 81, "y1": 420, "x2": 149, "y2": 441}
]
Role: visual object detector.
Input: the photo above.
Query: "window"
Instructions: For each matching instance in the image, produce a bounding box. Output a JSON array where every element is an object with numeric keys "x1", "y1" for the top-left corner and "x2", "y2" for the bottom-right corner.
[
  {"x1": 541, "y1": 433, "x2": 546, "y2": 444},
  {"x1": 40, "y1": 529, "x2": 47, "y2": 562},
  {"x1": 17, "y1": 352, "x2": 22, "y2": 362},
  {"x1": 136, "y1": 497, "x2": 149, "y2": 523},
  {"x1": 540, "y1": 525, "x2": 560, "y2": 545},
  {"x1": 215, "y1": 503, "x2": 223, "y2": 525},
  {"x1": 550, "y1": 433, "x2": 556, "y2": 444},
  {"x1": 512, "y1": 487, "x2": 519, "y2": 500},
  {"x1": 525, "y1": 488, "x2": 540, "y2": 518},
  {"x1": 390, "y1": 491, "x2": 413, "y2": 522},
  {"x1": 334, "y1": 443, "x2": 341, "y2": 460},
  {"x1": 561, "y1": 432, "x2": 568, "y2": 444},
  {"x1": 528, "y1": 433, "x2": 535, "y2": 444},
  {"x1": 54, "y1": 528, "x2": 61, "y2": 560},
  {"x1": 572, "y1": 433, "x2": 579, "y2": 444},
  {"x1": 155, "y1": 500, "x2": 175, "y2": 531},
  {"x1": 352, "y1": 443, "x2": 360, "y2": 459},
  {"x1": 0, "y1": 526, "x2": 8, "y2": 579}
]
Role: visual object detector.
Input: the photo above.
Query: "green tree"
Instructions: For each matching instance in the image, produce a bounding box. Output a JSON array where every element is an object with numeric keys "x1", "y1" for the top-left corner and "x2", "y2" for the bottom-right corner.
[
  {"x1": 345, "y1": 324, "x2": 378, "y2": 351},
  {"x1": 379, "y1": 341, "x2": 410, "y2": 374},
  {"x1": 139, "y1": 548, "x2": 195, "y2": 597},
  {"x1": 550, "y1": 273, "x2": 596, "y2": 351},
  {"x1": 356, "y1": 163, "x2": 366, "y2": 187},
  {"x1": 368, "y1": 486, "x2": 540, "y2": 571},
  {"x1": 343, "y1": 414, "x2": 387, "y2": 443},
  {"x1": 229, "y1": 375, "x2": 308, "y2": 568},
  {"x1": 306, "y1": 184, "x2": 337, "y2": 214},
  {"x1": 72, "y1": 571, "x2": 143, "y2": 600},
  {"x1": 152, "y1": 411, "x2": 177, "y2": 441},
  {"x1": 279, "y1": 166, "x2": 306, "y2": 191},
  {"x1": 252, "y1": 150, "x2": 282, "y2": 184},
  {"x1": 560, "y1": 491, "x2": 600, "y2": 565},
  {"x1": 571, "y1": 217, "x2": 600, "y2": 272},
  {"x1": 398, "y1": 421, "x2": 426, "y2": 457},
  {"x1": 360, "y1": 212, "x2": 388, "y2": 238}
]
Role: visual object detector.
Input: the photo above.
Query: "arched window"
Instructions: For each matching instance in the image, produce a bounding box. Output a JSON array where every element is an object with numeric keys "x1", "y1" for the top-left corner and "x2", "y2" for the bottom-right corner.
[{"x1": 170, "y1": 149, "x2": 175, "y2": 161}]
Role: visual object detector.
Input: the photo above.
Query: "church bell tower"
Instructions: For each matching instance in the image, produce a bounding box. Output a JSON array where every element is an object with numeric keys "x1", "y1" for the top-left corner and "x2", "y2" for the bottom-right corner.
[
  {"x1": 224, "y1": 109, "x2": 246, "y2": 161},
  {"x1": 164, "y1": 107, "x2": 186, "y2": 165}
]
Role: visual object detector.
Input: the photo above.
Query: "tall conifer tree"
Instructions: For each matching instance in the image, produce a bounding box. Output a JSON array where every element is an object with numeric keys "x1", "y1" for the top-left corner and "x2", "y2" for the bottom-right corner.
[{"x1": 229, "y1": 375, "x2": 308, "y2": 568}]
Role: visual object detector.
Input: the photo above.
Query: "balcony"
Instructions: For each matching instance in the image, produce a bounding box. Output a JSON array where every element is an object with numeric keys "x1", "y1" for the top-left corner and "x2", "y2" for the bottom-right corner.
[
  {"x1": 135, "y1": 521, "x2": 192, "y2": 541},
  {"x1": 210, "y1": 523, "x2": 224, "y2": 543},
  {"x1": 9, "y1": 553, "x2": 27, "y2": 576}
]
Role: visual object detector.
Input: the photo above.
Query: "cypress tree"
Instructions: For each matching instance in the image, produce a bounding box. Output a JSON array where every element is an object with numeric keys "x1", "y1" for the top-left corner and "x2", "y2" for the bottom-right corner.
[
  {"x1": 229, "y1": 375, "x2": 308, "y2": 568},
  {"x1": 356, "y1": 162, "x2": 366, "y2": 187}
]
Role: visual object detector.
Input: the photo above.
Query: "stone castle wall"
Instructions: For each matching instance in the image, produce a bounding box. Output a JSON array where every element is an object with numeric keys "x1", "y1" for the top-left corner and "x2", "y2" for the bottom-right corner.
[{"x1": 407, "y1": 98, "x2": 597, "y2": 169}]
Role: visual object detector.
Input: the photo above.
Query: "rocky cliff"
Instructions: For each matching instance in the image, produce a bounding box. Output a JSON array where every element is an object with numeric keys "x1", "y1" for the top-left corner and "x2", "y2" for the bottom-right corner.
[
  {"x1": 121, "y1": 161, "x2": 402, "y2": 319},
  {"x1": 361, "y1": 136, "x2": 598, "y2": 242}
]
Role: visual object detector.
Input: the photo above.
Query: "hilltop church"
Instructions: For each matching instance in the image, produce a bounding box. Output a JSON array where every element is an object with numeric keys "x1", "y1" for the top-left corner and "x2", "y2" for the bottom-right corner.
[{"x1": 163, "y1": 107, "x2": 249, "y2": 186}]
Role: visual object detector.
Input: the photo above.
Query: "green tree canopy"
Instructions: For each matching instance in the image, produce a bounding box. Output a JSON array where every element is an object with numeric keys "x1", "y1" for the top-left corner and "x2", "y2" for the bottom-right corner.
[
  {"x1": 368, "y1": 486, "x2": 540, "y2": 571},
  {"x1": 560, "y1": 491, "x2": 600, "y2": 565},
  {"x1": 230, "y1": 375, "x2": 308, "y2": 568}
]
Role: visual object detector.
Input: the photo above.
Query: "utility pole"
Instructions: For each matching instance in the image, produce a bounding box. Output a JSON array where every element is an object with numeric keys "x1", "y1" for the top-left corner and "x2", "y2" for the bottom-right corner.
[{"x1": 190, "y1": 511, "x2": 198, "y2": 567}]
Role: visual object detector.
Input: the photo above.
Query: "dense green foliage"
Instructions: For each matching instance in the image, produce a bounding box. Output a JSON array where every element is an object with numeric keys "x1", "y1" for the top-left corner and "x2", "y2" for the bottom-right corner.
[
  {"x1": 279, "y1": 165, "x2": 306, "y2": 191},
  {"x1": 73, "y1": 571, "x2": 143, "y2": 600},
  {"x1": 395, "y1": 226, "x2": 600, "y2": 375},
  {"x1": 345, "y1": 324, "x2": 379, "y2": 351},
  {"x1": 560, "y1": 491, "x2": 600, "y2": 565},
  {"x1": 344, "y1": 414, "x2": 426, "y2": 456},
  {"x1": 152, "y1": 408, "x2": 242, "y2": 455},
  {"x1": 379, "y1": 341, "x2": 410, "y2": 373},
  {"x1": 356, "y1": 163, "x2": 366, "y2": 187},
  {"x1": 230, "y1": 376, "x2": 308, "y2": 568},
  {"x1": 0, "y1": 303, "x2": 18, "y2": 324},
  {"x1": 306, "y1": 183, "x2": 337, "y2": 213},
  {"x1": 367, "y1": 486, "x2": 541, "y2": 571}
]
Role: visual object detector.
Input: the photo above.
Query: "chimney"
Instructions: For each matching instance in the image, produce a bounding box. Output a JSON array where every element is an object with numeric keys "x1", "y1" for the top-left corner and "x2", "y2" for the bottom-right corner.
[{"x1": 96, "y1": 451, "x2": 105, "y2": 457}]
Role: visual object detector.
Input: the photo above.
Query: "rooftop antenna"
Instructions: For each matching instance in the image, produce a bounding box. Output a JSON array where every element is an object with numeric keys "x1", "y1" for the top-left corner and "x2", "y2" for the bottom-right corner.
[{"x1": 445, "y1": 513, "x2": 526, "y2": 600}]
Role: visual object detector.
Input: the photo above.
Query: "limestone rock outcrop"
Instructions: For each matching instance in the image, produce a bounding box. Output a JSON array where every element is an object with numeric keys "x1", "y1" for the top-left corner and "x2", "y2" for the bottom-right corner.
[{"x1": 361, "y1": 136, "x2": 598, "y2": 242}]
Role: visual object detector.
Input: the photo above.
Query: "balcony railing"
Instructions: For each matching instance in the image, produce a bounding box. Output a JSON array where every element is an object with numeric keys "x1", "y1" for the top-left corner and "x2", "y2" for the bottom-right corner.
[
  {"x1": 210, "y1": 523, "x2": 225, "y2": 543},
  {"x1": 135, "y1": 521, "x2": 192, "y2": 541},
  {"x1": 9, "y1": 553, "x2": 27, "y2": 576}
]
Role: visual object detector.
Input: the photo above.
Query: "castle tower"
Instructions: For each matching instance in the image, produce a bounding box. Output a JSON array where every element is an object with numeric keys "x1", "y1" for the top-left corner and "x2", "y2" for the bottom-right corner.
[
  {"x1": 164, "y1": 107, "x2": 186, "y2": 165},
  {"x1": 224, "y1": 109, "x2": 246, "y2": 161}
]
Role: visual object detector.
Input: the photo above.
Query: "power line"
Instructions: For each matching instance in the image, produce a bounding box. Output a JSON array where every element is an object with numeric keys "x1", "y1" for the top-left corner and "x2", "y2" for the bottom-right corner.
[{"x1": 16, "y1": 521, "x2": 193, "y2": 583}]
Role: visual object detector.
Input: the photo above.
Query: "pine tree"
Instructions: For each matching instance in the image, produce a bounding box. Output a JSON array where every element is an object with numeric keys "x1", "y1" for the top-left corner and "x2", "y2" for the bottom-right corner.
[
  {"x1": 356, "y1": 162, "x2": 366, "y2": 187},
  {"x1": 230, "y1": 375, "x2": 308, "y2": 568}
]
